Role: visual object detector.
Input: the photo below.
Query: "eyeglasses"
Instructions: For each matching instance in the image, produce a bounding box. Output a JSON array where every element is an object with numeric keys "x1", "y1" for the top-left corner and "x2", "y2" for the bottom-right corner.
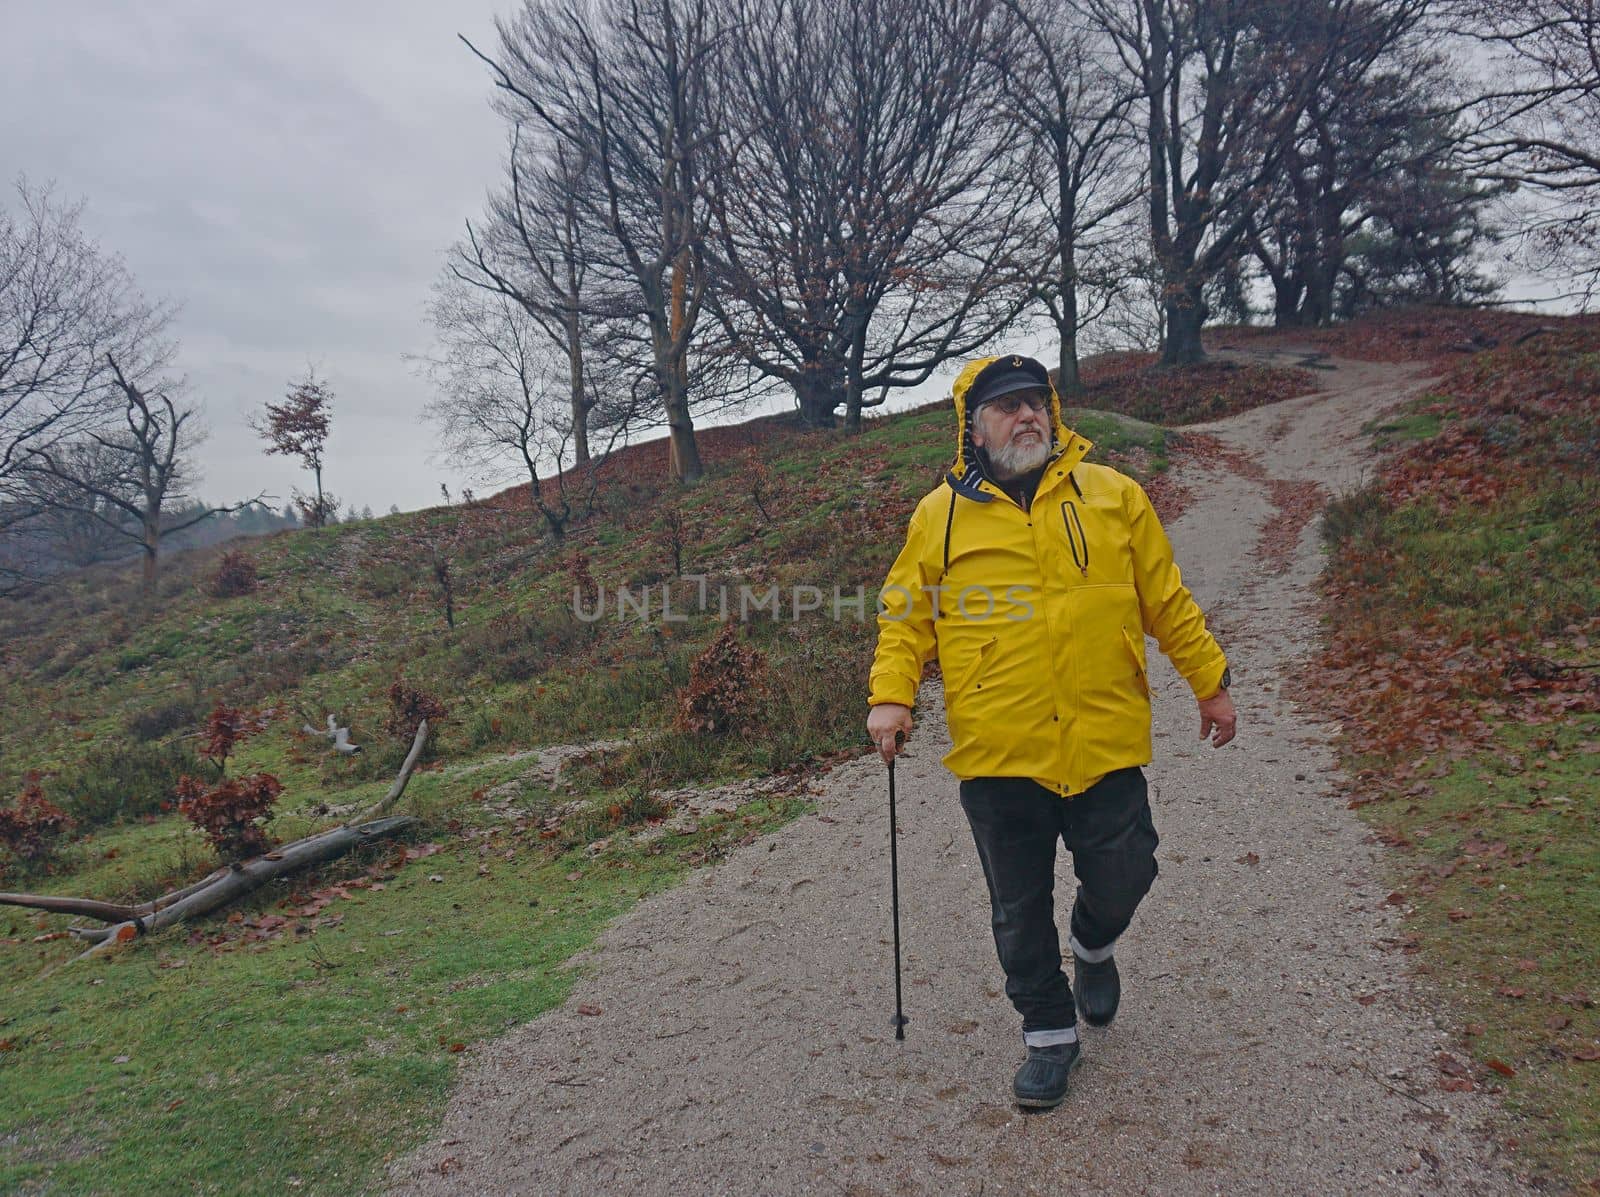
[{"x1": 980, "y1": 392, "x2": 1049, "y2": 416}]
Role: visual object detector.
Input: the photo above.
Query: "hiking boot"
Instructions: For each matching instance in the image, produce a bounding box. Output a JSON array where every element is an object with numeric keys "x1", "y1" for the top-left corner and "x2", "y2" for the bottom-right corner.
[
  {"x1": 1012, "y1": 1040, "x2": 1081, "y2": 1109},
  {"x1": 1074, "y1": 954, "x2": 1120, "y2": 1026}
]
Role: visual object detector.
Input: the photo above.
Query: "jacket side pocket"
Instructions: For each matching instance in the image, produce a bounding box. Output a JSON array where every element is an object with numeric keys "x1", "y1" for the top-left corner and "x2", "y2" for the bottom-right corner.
[
  {"x1": 1121, "y1": 626, "x2": 1150, "y2": 698},
  {"x1": 951, "y1": 635, "x2": 999, "y2": 697}
]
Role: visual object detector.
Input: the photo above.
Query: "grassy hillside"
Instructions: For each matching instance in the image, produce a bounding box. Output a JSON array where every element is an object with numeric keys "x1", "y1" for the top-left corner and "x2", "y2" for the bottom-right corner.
[
  {"x1": 1311, "y1": 314, "x2": 1600, "y2": 1190},
  {"x1": 0, "y1": 388, "x2": 1189, "y2": 1194},
  {"x1": 10, "y1": 314, "x2": 1594, "y2": 1190}
]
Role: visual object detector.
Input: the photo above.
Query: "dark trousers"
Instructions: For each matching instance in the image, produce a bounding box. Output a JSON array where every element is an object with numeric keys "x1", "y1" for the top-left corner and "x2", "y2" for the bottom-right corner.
[{"x1": 959, "y1": 768, "x2": 1159, "y2": 1033}]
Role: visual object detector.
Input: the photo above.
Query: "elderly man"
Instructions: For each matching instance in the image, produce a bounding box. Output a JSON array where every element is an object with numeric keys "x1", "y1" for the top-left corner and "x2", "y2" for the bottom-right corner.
[{"x1": 866, "y1": 353, "x2": 1236, "y2": 1109}]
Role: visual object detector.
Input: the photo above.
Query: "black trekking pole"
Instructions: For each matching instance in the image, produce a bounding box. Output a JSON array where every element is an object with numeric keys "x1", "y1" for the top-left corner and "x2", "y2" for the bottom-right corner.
[{"x1": 887, "y1": 732, "x2": 908, "y2": 1040}]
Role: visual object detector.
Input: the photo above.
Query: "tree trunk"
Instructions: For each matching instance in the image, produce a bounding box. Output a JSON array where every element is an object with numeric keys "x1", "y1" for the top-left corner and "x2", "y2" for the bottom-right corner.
[
  {"x1": 1055, "y1": 162, "x2": 1082, "y2": 397},
  {"x1": 72, "y1": 817, "x2": 418, "y2": 959},
  {"x1": 565, "y1": 308, "x2": 590, "y2": 467},
  {"x1": 1272, "y1": 278, "x2": 1306, "y2": 328},
  {"x1": 663, "y1": 383, "x2": 703, "y2": 482},
  {"x1": 842, "y1": 312, "x2": 869, "y2": 433},
  {"x1": 1161, "y1": 280, "x2": 1208, "y2": 366},
  {"x1": 1055, "y1": 303, "x2": 1082, "y2": 397},
  {"x1": 1302, "y1": 271, "x2": 1335, "y2": 327},
  {"x1": 1055, "y1": 284, "x2": 1082, "y2": 397},
  {"x1": 663, "y1": 256, "x2": 703, "y2": 483},
  {"x1": 140, "y1": 509, "x2": 159, "y2": 593},
  {"x1": 792, "y1": 362, "x2": 839, "y2": 428}
]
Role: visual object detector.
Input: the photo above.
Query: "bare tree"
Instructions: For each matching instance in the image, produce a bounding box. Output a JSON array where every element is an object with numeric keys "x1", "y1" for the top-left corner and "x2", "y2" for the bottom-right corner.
[
  {"x1": 254, "y1": 370, "x2": 334, "y2": 527},
  {"x1": 703, "y1": 0, "x2": 1031, "y2": 430},
  {"x1": 1456, "y1": 0, "x2": 1600, "y2": 301},
  {"x1": 1078, "y1": 226, "x2": 1171, "y2": 353},
  {"x1": 21, "y1": 355, "x2": 250, "y2": 593},
  {"x1": 1240, "y1": 0, "x2": 1499, "y2": 326},
  {"x1": 465, "y1": 0, "x2": 728, "y2": 483},
  {"x1": 992, "y1": 0, "x2": 1142, "y2": 393},
  {"x1": 417, "y1": 273, "x2": 634, "y2": 539},
  {"x1": 1, "y1": 178, "x2": 166, "y2": 498},
  {"x1": 453, "y1": 133, "x2": 621, "y2": 467},
  {"x1": 1077, "y1": 0, "x2": 1356, "y2": 363}
]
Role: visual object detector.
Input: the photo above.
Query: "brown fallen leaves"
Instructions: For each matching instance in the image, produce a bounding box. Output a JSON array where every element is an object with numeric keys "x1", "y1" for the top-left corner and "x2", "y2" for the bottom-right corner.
[
  {"x1": 1078, "y1": 353, "x2": 1317, "y2": 426},
  {"x1": 181, "y1": 841, "x2": 443, "y2": 952},
  {"x1": 1219, "y1": 305, "x2": 1569, "y2": 366}
]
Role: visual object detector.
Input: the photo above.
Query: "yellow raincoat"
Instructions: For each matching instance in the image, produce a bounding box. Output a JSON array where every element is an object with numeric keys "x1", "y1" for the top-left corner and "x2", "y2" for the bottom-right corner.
[{"x1": 868, "y1": 355, "x2": 1228, "y2": 797}]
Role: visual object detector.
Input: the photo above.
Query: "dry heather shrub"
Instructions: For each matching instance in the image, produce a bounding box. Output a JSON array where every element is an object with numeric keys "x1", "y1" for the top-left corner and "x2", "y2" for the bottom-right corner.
[
  {"x1": 0, "y1": 779, "x2": 76, "y2": 866},
  {"x1": 677, "y1": 621, "x2": 766, "y2": 735},
  {"x1": 207, "y1": 549, "x2": 259, "y2": 598}
]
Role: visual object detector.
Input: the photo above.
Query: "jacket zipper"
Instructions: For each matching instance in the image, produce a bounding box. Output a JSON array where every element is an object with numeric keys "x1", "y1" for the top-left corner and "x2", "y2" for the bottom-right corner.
[{"x1": 1061, "y1": 501, "x2": 1089, "y2": 576}]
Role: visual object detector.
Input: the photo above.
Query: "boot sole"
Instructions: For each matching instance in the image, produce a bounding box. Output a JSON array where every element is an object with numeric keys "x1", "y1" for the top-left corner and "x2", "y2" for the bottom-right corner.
[{"x1": 1013, "y1": 1050, "x2": 1081, "y2": 1109}]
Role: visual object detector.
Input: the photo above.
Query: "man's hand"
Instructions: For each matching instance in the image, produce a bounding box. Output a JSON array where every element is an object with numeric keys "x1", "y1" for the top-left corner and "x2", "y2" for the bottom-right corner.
[
  {"x1": 1198, "y1": 689, "x2": 1237, "y2": 747},
  {"x1": 867, "y1": 703, "x2": 913, "y2": 764}
]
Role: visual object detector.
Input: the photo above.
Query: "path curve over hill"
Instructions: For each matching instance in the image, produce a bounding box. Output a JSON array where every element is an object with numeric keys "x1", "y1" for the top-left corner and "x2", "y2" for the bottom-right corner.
[{"x1": 390, "y1": 355, "x2": 1530, "y2": 1196}]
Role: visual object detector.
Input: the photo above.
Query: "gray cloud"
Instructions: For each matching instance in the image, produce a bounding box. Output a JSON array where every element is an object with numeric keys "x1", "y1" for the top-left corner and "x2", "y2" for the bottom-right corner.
[{"x1": 2, "y1": 0, "x2": 512, "y2": 512}]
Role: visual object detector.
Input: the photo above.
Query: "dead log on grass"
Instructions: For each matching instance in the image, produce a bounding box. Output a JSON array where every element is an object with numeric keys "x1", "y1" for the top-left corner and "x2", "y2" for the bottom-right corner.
[
  {"x1": 0, "y1": 721, "x2": 431, "y2": 961},
  {"x1": 61, "y1": 816, "x2": 417, "y2": 958}
]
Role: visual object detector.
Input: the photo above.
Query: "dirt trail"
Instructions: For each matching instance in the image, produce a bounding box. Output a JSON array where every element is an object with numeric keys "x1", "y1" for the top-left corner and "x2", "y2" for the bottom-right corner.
[{"x1": 390, "y1": 355, "x2": 1531, "y2": 1196}]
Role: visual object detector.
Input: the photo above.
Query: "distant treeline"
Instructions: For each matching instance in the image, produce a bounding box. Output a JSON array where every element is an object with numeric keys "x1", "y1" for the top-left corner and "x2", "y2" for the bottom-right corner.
[{"x1": 0, "y1": 501, "x2": 302, "y2": 581}]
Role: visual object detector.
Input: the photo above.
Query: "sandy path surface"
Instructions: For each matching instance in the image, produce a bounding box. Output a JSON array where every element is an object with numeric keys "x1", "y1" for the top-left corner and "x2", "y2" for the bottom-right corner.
[{"x1": 390, "y1": 355, "x2": 1530, "y2": 1196}]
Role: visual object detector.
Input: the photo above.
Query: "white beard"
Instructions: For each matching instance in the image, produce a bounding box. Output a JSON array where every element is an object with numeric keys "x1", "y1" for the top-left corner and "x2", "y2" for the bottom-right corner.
[{"x1": 988, "y1": 430, "x2": 1051, "y2": 479}]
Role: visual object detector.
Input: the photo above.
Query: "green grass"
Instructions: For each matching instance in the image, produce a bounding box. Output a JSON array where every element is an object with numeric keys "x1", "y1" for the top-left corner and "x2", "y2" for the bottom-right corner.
[
  {"x1": 1364, "y1": 409, "x2": 1442, "y2": 449},
  {"x1": 1318, "y1": 320, "x2": 1600, "y2": 1189},
  {"x1": 1356, "y1": 716, "x2": 1599, "y2": 1185},
  {"x1": 1336, "y1": 480, "x2": 1600, "y2": 642},
  {"x1": 1, "y1": 784, "x2": 810, "y2": 1196},
  {"x1": 0, "y1": 380, "x2": 1184, "y2": 1194},
  {"x1": 1066, "y1": 407, "x2": 1169, "y2": 472}
]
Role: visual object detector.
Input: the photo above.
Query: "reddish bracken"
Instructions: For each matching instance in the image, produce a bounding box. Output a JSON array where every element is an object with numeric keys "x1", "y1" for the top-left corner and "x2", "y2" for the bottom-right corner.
[
  {"x1": 199, "y1": 703, "x2": 266, "y2": 772},
  {"x1": 677, "y1": 621, "x2": 766, "y2": 735},
  {"x1": 385, "y1": 680, "x2": 448, "y2": 743},
  {"x1": 0, "y1": 779, "x2": 75, "y2": 864},
  {"x1": 175, "y1": 772, "x2": 284, "y2": 861}
]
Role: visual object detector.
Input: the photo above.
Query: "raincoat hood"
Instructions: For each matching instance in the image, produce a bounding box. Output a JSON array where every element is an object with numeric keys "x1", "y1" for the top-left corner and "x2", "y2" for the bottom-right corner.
[{"x1": 947, "y1": 354, "x2": 1092, "y2": 501}]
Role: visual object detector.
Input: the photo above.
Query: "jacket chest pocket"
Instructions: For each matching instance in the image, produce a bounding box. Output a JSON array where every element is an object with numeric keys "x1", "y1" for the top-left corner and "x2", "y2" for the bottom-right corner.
[
  {"x1": 1060, "y1": 501, "x2": 1090, "y2": 578},
  {"x1": 1058, "y1": 495, "x2": 1133, "y2": 585}
]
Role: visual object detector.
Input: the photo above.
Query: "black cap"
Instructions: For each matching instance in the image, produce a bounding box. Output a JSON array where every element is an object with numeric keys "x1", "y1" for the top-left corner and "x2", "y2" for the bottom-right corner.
[{"x1": 969, "y1": 355, "x2": 1051, "y2": 410}]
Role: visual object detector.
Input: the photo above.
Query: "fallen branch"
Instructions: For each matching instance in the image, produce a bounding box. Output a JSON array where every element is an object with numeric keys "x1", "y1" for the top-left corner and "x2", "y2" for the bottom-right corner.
[
  {"x1": 301, "y1": 713, "x2": 362, "y2": 755},
  {"x1": 70, "y1": 816, "x2": 417, "y2": 960},
  {"x1": 1506, "y1": 655, "x2": 1600, "y2": 682},
  {"x1": 2, "y1": 727, "x2": 433, "y2": 962},
  {"x1": 346, "y1": 719, "x2": 429, "y2": 826},
  {"x1": 1, "y1": 868, "x2": 229, "y2": 923}
]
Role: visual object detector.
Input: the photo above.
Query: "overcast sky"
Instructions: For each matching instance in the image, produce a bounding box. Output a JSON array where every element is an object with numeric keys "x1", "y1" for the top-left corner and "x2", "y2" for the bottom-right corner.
[
  {"x1": 3, "y1": 1, "x2": 520, "y2": 513},
  {"x1": 3, "y1": 7, "x2": 1573, "y2": 515}
]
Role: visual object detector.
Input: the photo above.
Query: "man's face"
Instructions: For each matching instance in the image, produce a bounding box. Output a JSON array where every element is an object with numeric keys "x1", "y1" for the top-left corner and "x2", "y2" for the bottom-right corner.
[{"x1": 972, "y1": 386, "x2": 1051, "y2": 480}]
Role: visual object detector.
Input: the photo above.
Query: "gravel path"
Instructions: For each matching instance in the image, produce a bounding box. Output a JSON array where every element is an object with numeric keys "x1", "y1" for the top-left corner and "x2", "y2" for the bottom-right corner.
[{"x1": 390, "y1": 355, "x2": 1530, "y2": 1196}]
